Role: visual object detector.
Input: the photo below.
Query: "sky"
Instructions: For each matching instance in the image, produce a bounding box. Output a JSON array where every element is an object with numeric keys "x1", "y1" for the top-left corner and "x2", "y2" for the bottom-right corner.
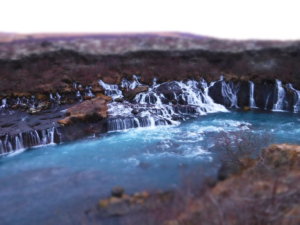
[{"x1": 0, "y1": 0, "x2": 299, "y2": 40}]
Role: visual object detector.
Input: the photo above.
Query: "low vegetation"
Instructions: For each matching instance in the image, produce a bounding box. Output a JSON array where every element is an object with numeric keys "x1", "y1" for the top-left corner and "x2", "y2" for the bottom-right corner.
[{"x1": 90, "y1": 131, "x2": 300, "y2": 225}]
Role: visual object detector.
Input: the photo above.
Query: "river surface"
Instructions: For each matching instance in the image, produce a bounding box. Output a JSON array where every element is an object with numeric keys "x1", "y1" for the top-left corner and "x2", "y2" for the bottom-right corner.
[{"x1": 0, "y1": 111, "x2": 300, "y2": 225}]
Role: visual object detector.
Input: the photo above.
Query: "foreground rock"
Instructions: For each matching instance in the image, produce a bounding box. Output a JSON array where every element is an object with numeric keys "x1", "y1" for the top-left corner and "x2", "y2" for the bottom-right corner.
[
  {"x1": 58, "y1": 96, "x2": 109, "y2": 126},
  {"x1": 123, "y1": 86, "x2": 149, "y2": 100},
  {"x1": 262, "y1": 144, "x2": 300, "y2": 169},
  {"x1": 90, "y1": 144, "x2": 300, "y2": 225},
  {"x1": 86, "y1": 188, "x2": 174, "y2": 225},
  {"x1": 164, "y1": 144, "x2": 300, "y2": 225}
]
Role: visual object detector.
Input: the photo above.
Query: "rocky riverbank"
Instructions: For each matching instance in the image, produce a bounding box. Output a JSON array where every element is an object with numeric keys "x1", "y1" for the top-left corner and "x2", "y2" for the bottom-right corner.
[
  {"x1": 88, "y1": 144, "x2": 300, "y2": 225},
  {"x1": 1, "y1": 33, "x2": 300, "y2": 155},
  {"x1": 2, "y1": 74, "x2": 300, "y2": 155}
]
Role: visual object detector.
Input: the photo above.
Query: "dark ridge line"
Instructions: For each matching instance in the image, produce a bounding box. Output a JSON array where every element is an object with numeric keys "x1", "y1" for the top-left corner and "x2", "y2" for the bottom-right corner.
[{"x1": 1, "y1": 44, "x2": 300, "y2": 64}]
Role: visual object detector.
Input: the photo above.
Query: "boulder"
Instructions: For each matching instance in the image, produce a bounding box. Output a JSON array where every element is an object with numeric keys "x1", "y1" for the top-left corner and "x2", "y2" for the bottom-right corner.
[
  {"x1": 156, "y1": 81, "x2": 183, "y2": 103},
  {"x1": 111, "y1": 186, "x2": 125, "y2": 198},
  {"x1": 123, "y1": 86, "x2": 149, "y2": 100},
  {"x1": 58, "y1": 96, "x2": 108, "y2": 126},
  {"x1": 97, "y1": 190, "x2": 173, "y2": 217},
  {"x1": 262, "y1": 144, "x2": 300, "y2": 169}
]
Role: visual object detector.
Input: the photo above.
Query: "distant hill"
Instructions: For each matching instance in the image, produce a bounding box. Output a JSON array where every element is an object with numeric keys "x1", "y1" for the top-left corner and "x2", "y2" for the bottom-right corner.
[{"x1": 0, "y1": 32, "x2": 298, "y2": 60}]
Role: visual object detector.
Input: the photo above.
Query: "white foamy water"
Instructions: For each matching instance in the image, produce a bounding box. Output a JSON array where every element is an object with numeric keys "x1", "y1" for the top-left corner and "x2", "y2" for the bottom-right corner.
[{"x1": 273, "y1": 79, "x2": 286, "y2": 111}]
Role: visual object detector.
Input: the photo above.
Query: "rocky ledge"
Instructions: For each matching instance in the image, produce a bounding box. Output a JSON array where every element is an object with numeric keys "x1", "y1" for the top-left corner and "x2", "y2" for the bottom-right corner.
[
  {"x1": 1, "y1": 33, "x2": 300, "y2": 155},
  {"x1": 2, "y1": 73, "x2": 300, "y2": 155},
  {"x1": 58, "y1": 96, "x2": 109, "y2": 126}
]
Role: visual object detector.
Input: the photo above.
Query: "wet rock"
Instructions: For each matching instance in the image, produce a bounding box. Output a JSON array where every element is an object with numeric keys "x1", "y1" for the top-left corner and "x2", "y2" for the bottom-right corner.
[
  {"x1": 243, "y1": 106, "x2": 250, "y2": 111},
  {"x1": 123, "y1": 86, "x2": 149, "y2": 100},
  {"x1": 96, "y1": 190, "x2": 173, "y2": 218},
  {"x1": 58, "y1": 96, "x2": 108, "y2": 126},
  {"x1": 114, "y1": 98, "x2": 124, "y2": 102},
  {"x1": 111, "y1": 186, "x2": 125, "y2": 198},
  {"x1": 131, "y1": 108, "x2": 139, "y2": 115},
  {"x1": 36, "y1": 94, "x2": 48, "y2": 101},
  {"x1": 237, "y1": 80, "x2": 250, "y2": 107},
  {"x1": 208, "y1": 80, "x2": 224, "y2": 105},
  {"x1": 156, "y1": 81, "x2": 183, "y2": 103},
  {"x1": 94, "y1": 93, "x2": 112, "y2": 101},
  {"x1": 254, "y1": 81, "x2": 275, "y2": 110},
  {"x1": 284, "y1": 85, "x2": 296, "y2": 111},
  {"x1": 12, "y1": 92, "x2": 31, "y2": 98},
  {"x1": 28, "y1": 101, "x2": 51, "y2": 114}
]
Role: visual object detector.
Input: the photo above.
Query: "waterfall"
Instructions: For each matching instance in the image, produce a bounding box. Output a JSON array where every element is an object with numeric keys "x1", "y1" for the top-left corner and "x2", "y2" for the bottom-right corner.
[
  {"x1": 85, "y1": 86, "x2": 94, "y2": 97},
  {"x1": 249, "y1": 81, "x2": 257, "y2": 108},
  {"x1": 49, "y1": 92, "x2": 61, "y2": 104},
  {"x1": 264, "y1": 94, "x2": 271, "y2": 110},
  {"x1": 0, "y1": 98, "x2": 7, "y2": 109},
  {"x1": 220, "y1": 78, "x2": 240, "y2": 108},
  {"x1": 14, "y1": 134, "x2": 24, "y2": 150},
  {"x1": 287, "y1": 84, "x2": 300, "y2": 113},
  {"x1": 76, "y1": 91, "x2": 82, "y2": 99},
  {"x1": 98, "y1": 80, "x2": 123, "y2": 99},
  {"x1": 121, "y1": 75, "x2": 141, "y2": 90},
  {"x1": 56, "y1": 92, "x2": 61, "y2": 101},
  {"x1": 272, "y1": 79, "x2": 286, "y2": 111},
  {"x1": 107, "y1": 78, "x2": 227, "y2": 132},
  {"x1": 0, "y1": 127, "x2": 61, "y2": 156}
]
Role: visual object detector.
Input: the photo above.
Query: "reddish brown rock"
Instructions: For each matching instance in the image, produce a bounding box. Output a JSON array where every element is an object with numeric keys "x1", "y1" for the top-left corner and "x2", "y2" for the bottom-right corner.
[
  {"x1": 163, "y1": 144, "x2": 300, "y2": 225},
  {"x1": 262, "y1": 144, "x2": 300, "y2": 169},
  {"x1": 123, "y1": 86, "x2": 149, "y2": 100},
  {"x1": 97, "y1": 190, "x2": 173, "y2": 217},
  {"x1": 94, "y1": 93, "x2": 112, "y2": 101},
  {"x1": 58, "y1": 96, "x2": 109, "y2": 125}
]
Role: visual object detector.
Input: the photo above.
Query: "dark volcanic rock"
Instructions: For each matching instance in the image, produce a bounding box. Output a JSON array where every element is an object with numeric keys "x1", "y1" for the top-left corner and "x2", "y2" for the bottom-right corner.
[
  {"x1": 254, "y1": 81, "x2": 276, "y2": 110},
  {"x1": 123, "y1": 86, "x2": 149, "y2": 100},
  {"x1": 1, "y1": 34, "x2": 300, "y2": 95},
  {"x1": 111, "y1": 186, "x2": 125, "y2": 198},
  {"x1": 237, "y1": 80, "x2": 250, "y2": 107}
]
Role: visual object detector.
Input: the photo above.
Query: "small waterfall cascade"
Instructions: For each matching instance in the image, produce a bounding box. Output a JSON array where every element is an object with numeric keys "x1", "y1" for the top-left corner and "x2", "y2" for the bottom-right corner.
[
  {"x1": 85, "y1": 86, "x2": 94, "y2": 97},
  {"x1": 272, "y1": 79, "x2": 286, "y2": 111},
  {"x1": 249, "y1": 81, "x2": 257, "y2": 108},
  {"x1": 0, "y1": 127, "x2": 61, "y2": 156},
  {"x1": 121, "y1": 75, "x2": 141, "y2": 90},
  {"x1": 49, "y1": 92, "x2": 62, "y2": 104},
  {"x1": 0, "y1": 98, "x2": 7, "y2": 109},
  {"x1": 264, "y1": 94, "x2": 271, "y2": 110},
  {"x1": 98, "y1": 80, "x2": 123, "y2": 99},
  {"x1": 14, "y1": 134, "x2": 24, "y2": 150},
  {"x1": 219, "y1": 77, "x2": 240, "y2": 108},
  {"x1": 76, "y1": 90, "x2": 82, "y2": 100},
  {"x1": 73, "y1": 82, "x2": 82, "y2": 100},
  {"x1": 8, "y1": 96, "x2": 36, "y2": 109},
  {"x1": 287, "y1": 84, "x2": 300, "y2": 113},
  {"x1": 73, "y1": 82, "x2": 95, "y2": 100},
  {"x1": 107, "y1": 78, "x2": 227, "y2": 132}
]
